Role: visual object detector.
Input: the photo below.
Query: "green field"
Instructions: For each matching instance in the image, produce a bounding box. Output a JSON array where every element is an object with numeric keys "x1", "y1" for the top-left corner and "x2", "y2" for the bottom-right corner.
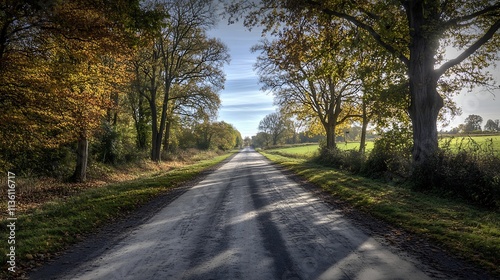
[
  {"x1": 268, "y1": 135, "x2": 500, "y2": 157},
  {"x1": 269, "y1": 142, "x2": 373, "y2": 157},
  {"x1": 440, "y1": 135, "x2": 500, "y2": 153}
]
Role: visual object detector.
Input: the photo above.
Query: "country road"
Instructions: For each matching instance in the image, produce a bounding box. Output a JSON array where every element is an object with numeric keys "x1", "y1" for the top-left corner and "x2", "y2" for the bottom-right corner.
[{"x1": 31, "y1": 148, "x2": 444, "y2": 280}]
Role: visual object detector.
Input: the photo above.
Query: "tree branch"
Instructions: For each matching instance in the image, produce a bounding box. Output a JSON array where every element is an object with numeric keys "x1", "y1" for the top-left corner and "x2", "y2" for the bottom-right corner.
[
  {"x1": 436, "y1": 18, "x2": 500, "y2": 76},
  {"x1": 442, "y1": 4, "x2": 500, "y2": 30},
  {"x1": 304, "y1": 0, "x2": 410, "y2": 66}
]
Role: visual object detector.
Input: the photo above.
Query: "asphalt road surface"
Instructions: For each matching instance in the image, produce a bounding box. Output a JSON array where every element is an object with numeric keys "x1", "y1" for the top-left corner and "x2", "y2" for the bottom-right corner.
[{"x1": 32, "y1": 148, "x2": 440, "y2": 280}]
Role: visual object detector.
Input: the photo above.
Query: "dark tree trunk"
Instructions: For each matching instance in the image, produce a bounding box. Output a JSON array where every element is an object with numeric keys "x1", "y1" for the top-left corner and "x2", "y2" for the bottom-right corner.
[
  {"x1": 325, "y1": 123, "x2": 336, "y2": 150},
  {"x1": 359, "y1": 103, "x2": 368, "y2": 154},
  {"x1": 408, "y1": 77, "x2": 442, "y2": 165},
  {"x1": 72, "y1": 133, "x2": 88, "y2": 183},
  {"x1": 151, "y1": 129, "x2": 162, "y2": 162},
  {"x1": 150, "y1": 83, "x2": 171, "y2": 162},
  {"x1": 150, "y1": 99, "x2": 162, "y2": 162},
  {"x1": 163, "y1": 120, "x2": 172, "y2": 153},
  {"x1": 407, "y1": 0, "x2": 443, "y2": 166}
]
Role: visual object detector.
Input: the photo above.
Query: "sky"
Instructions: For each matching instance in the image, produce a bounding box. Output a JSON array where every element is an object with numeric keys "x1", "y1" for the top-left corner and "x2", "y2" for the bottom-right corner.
[
  {"x1": 209, "y1": 19, "x2": 500, "y2": 138},
  {"x1": 208, "y1": 21, "x2": 274, "y2": 139}
]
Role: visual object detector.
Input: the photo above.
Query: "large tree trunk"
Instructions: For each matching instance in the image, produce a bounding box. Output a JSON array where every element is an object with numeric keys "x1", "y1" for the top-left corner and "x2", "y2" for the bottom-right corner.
[
  {"x1": 324, "y1": 123, "x2": 336, "y2": 150},
  {"x1": 151, "y1": 131, "x2": 162, "y2": 162},
  {"x1": 407, "y1": 1, "x2": 443, "y2": 166},
  {"x1": 72, "y1": 133, "x2": 88, "y2": 183},
  {"x1": 408, "y1": 77, "x2": 442, "y2": 165},
  {"x1": 151, "y1": 83, "x2": 170, "y2": 162}
]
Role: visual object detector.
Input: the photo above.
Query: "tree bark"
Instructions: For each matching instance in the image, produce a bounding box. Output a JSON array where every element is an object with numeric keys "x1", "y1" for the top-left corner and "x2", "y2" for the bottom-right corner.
[
  {"x1": 163, "y1": 120, "x2": 172, "y2": 153},
  {"x1": 325, "y1": 123, "x2": 336, "y2": 150},
  {"x1": 408, "y1": 77, "x2": 442, "y2": 165},
  {"x1": 151, "y1": 129, "x2": 162, "y2": 162},
  {"x1": 407, "y1": 0, "x2": 443, "y2": 166},
  {"x1": 150, "y1": 98, "x2": 162, "y2": 162},
  {"x1": 72, "y1": 133, "x2": 88, "y2": 182},
  {"x1": 359, "y1": 103, "x2": 368, "y2": 154}
]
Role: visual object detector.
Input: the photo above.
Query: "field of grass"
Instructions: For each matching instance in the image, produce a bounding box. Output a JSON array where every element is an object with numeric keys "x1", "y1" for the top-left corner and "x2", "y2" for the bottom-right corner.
[
  {"x1": 269, "y1": 142, "x2": 374, "y2": 157},
  {"x1": 440, "y1": 135, "x2": 500, "y2": 153},
  {"x1": 259, "y1": 151, "x2": 500, "y2": 276},
  {"x1": 0, "y1": 152, "x2": 235, "y2": 278},
  {"x1": 268, "y1": 135, "x2": 500, "y2": 157}
]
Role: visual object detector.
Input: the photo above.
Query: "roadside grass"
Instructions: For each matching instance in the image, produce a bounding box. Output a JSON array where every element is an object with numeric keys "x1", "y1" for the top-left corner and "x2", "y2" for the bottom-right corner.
[
  {"x1": 260, "y1": 151, "x2": 500, "y2": 276},
  {"x1": 0, "y1": 152, "x2": 234, "y2": 278}
]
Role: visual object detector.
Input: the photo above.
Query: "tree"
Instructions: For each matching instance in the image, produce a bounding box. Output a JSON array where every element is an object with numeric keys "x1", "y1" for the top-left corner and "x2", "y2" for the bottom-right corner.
[
  {"x1": 484, "y1": 119, "x2": 499, "y2": 132},
  {"x1": 51, "y1": 2, "x2": 137, "y2": 182},
  {"x1": 258, "y1": 112, "x2": 292, "y2": 146},
  {"x1": 138, "y1": 0, "x2": 229, "y2": 162},
  {"x1": 165, "y1": 80, "x2": 221, "y2": 152},
  {"x1": 228, "y1": 0, "x2": 500, "y2": 167},
  {"x1": 464, "y1": 114, "x2": 483, "y2": 132},
  {"x1": 354, "y1": 33, "x2": 409, "y2": 154},
  {"x1": 252, "y1": 132, "x2": 272, "y2": 148},
  {"x1": 128, "y1": 29, "x2": 163, "y2": 152},
  {"x1": 244, "y1": 136, "x2": 252, "y2": 147},
  {"x1": 254, "y1": 19, "x2": 363, "y2": 149},
  {"x1": 190, "y1": 120, "x2": 241, "y2": 150}
]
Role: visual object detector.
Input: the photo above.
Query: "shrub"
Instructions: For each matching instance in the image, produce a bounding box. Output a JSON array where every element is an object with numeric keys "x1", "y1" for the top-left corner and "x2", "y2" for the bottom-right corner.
[
  {"x1": 411, "y1": 138, "x2": 500, "y2": 209},
  {"x1": 315, "y1": 141, "x2": 365, "y2": 173},
  {"x1": 362, "y1": 129, "x2": 412, "y2": 180},
  {"x1": 1, "y1": 144, "x2": 75, "y2": 179}
]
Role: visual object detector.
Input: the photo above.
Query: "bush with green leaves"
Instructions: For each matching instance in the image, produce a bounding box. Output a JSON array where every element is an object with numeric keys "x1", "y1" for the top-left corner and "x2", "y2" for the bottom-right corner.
[
  {"x1": 412, "y1": 138, "x2": 500, "y2": 209},
  {"x1": 316, "y1": 140, "x2": 365, "y2": 173},
  {"x1": 362, "y1": 129, "x2": 412, "y2": 179}
]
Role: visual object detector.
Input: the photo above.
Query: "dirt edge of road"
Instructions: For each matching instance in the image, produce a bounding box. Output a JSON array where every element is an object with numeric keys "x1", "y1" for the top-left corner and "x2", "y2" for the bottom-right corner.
[{"x1": 263, "y1": 158, "x2": 495, "y2": 280}]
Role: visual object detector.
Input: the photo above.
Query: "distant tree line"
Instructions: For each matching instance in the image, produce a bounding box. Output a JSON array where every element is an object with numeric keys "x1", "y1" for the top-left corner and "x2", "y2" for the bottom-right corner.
[
  {"x1": 444, "y1": 115, "x2": 500, "y2": 134},
  {"x1": 253, "y1": 111, "x2": 378, "y2": 149}
]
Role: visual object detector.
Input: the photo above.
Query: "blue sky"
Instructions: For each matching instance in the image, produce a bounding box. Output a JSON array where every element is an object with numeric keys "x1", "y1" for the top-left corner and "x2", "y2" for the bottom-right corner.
[
  {"x1": 208, "y1": 21, "x2": 275, "y2": 138},
  {"x1": 209, "y1": 20, "x2": 500, "y2": 137}
]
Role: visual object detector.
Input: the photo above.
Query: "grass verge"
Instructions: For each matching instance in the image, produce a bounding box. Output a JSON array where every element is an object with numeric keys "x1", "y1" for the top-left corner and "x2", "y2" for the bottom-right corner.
[
  {"x1": 0, "y1": 152, "x2": 234, "y2": 278},
  {"x1": 260, "y1": 150, "x2": 500, "y2": 276}
]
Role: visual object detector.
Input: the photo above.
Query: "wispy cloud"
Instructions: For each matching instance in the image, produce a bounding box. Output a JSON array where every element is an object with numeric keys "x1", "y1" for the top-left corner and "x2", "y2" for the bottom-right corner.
[{"x1": 209, "y1": 18, "x2": 275, "y2": 137}]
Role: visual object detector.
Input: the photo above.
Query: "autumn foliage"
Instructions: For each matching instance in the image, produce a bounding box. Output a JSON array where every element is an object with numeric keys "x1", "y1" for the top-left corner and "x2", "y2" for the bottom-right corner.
[{"x1": 0, "y1": 0, "x2": 237, "y2": 181}]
